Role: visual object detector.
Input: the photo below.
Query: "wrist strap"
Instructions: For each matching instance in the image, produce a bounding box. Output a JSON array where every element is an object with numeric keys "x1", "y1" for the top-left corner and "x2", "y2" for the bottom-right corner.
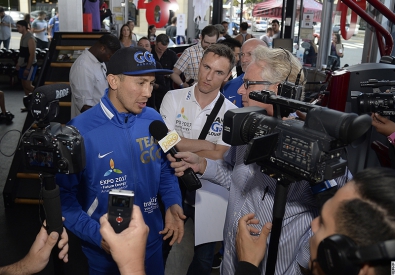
[{"x1": 198, "y1": 94, "x2": 224, "y2": 140}]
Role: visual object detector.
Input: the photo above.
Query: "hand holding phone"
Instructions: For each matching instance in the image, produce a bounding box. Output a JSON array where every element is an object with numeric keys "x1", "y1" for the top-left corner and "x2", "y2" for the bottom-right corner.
[{"x1": 107, "y1": 189, "x2": 134, "y2": 233}]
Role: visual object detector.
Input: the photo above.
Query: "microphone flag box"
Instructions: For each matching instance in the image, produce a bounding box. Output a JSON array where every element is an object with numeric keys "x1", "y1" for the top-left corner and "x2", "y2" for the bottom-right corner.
[{"x1": 158, "y1": 130, "x2": 181, "y2": 153}]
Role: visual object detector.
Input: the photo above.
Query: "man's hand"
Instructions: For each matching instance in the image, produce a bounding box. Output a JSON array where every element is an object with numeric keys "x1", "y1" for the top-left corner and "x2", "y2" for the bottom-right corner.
[
  {"x1": 21, "y1": 224, "x2": 69, "y2": 274},
  {"x1": 166, "y1": 151, "x2": 206, "y2": 176},
  {"x1": 100, "y1": 205, "x2": 148, "y2": 275},
  {"x1": 159, "y1": 204, "x2": 186, "y2": 245},
  {"x1": 236, "y1": 213, "x2": 272, "y2": 267},
  {"x1": 371, "y1": 113, "x2": 395, "y2": 137}
]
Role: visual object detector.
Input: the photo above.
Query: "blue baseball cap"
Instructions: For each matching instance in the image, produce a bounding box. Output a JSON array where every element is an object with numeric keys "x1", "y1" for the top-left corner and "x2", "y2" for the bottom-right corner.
[{"x1": 106, "y1": 47, "x2": 173, "y2": 76}]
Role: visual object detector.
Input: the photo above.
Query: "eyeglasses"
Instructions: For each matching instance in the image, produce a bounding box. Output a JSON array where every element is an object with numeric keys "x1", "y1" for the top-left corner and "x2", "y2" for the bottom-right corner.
[
  {"x1": 240, "y1": 52, "x2": 252, "y2": 58},
  {"x1": 243, "y1": 80, "x2": 273, "y2": 89}
]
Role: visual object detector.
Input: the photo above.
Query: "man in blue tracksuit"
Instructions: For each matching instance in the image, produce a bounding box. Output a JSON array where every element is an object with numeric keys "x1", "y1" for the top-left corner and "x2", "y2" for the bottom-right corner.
[{"x1": 57, "y1": 47, "x2": 185, "y2": 275}]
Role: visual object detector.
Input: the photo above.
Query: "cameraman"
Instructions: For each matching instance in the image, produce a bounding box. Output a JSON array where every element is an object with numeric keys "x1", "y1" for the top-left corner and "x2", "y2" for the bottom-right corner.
[
  {"x1": 168, "y1": 45, "x2": 349, "y2": 275},
  {"x1": 235, "y1": 167, "x2": 395, "y2": 275}
]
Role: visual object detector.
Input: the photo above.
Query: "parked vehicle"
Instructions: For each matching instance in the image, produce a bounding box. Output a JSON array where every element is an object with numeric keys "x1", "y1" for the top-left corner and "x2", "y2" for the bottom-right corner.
[
  {"x1": 252, "y1": 19, "x2": 268, "y2": 32},
  {"x1": 228, "y1": 22, "x2": 239, "y2": 36},
  {"x1": 333, "y1": 23, "x2": 360, "y2": 36}
]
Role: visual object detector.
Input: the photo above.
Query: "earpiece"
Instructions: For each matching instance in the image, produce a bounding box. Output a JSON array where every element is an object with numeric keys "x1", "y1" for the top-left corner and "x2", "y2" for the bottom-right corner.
[{"x1": 317, "y1": 234, "x2": 395, "y2": 275}]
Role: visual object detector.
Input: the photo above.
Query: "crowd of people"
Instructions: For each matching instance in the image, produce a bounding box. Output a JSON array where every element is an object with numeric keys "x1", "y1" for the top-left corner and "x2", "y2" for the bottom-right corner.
[{"x1": 0, "y1": 7, "x2": 394, "y2": 275}]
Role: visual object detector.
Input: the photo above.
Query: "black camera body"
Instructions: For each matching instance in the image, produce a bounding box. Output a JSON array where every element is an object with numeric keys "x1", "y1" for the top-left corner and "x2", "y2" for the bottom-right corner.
[
  {"x1": 21, "y1": 122, "x2": 85, "y2": 174},
  {"x1": 223, "y1": 91, "x2": 372, "y2": 183}
]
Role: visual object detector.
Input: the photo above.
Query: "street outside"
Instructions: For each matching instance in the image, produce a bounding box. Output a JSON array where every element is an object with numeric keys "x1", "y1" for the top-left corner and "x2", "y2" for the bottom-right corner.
[{"x1": 9, "y1": 29, "x2": 365, "y2": 69}]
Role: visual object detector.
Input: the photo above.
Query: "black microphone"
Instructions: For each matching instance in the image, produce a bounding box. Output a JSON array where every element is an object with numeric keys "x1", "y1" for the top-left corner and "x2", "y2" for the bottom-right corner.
[
  {"x1": 41, "y1": 174, "x2": 63, "y2": 236},
  {"x1": 29, "y1": 84, "x2": 71, "y2": 121},
  {"x1": 149, "y1": 120, "x2": 202, "y2": 191},
  {"x1": 34, "y1": 83, "x2": 71, "y2": 102}
]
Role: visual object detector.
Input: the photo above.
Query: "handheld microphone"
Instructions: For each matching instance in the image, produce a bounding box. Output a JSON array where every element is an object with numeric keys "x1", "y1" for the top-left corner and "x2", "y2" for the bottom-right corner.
[
  {"x1": 149, "y1": 120, "x2": 202, "y2": 191},
  {"x1": 41, "y1": 174, "x2": 63, "y2": 236}
]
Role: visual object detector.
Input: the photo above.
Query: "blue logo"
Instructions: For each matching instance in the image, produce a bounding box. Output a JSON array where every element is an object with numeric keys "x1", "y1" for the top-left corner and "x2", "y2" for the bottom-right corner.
[
  {"x1": 211, "y1": 122, "x2": 222, "y2": 133},
  {"x1": 134, "y1": 51, "x2": 156, "y2": 65}
]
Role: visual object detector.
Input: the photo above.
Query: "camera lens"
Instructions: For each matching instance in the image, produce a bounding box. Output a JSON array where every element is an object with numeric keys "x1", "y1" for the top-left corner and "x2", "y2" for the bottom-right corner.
[
  {"x1": 241, "y1": 113, "x2": 278, "y2": 143},
  {"x1": 358, "y1": 93, "x2": 395, "y2": 114}
]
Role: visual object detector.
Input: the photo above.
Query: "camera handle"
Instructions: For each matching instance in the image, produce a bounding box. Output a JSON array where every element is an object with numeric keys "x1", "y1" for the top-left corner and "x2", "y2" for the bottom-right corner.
[
  {"x1": 265, "y1": 176, "x2": 292, "y2": 275},
  {"x1": 40, "y1": 174, "x2": 65, "y2": 273},
  {"x1": 259, "y1": 159, "x2": 314, "y2": 275},
  {"x1": 40, "y1": 173, "x2": 63, "y2": 236}
]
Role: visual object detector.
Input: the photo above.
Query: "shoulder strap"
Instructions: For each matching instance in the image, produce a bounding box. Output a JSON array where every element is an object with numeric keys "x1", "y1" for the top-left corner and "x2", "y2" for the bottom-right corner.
[{"x1": 198, "y1": 94, "x2": 225, "y2": 140}]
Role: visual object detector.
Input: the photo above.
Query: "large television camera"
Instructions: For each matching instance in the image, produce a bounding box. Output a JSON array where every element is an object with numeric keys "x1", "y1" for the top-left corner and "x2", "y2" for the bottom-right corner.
[
  {"x1": 223, "y1": 91, "x2": 372, "y2": 184},
  {"x1": 351, "y1": 79, "x2": 395, "y2": 116},
  {"x1": 20, "y1": 84, "x2": 85, "y2": 174}
]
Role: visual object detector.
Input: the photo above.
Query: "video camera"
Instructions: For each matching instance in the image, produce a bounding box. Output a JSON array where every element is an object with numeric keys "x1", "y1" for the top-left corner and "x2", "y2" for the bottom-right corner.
[
  {"x1": 223, "y1": 90, "x2": 372, "y2": 183},
  {"x1": 351, "y1": 79, "x2": 395, "y2": 116},
  {"x1": 20, "y1": 84, "x2": 85, "y2": 174},
  {"x1": 19, "y1": 84, "x2": 86, "y2": 236}
]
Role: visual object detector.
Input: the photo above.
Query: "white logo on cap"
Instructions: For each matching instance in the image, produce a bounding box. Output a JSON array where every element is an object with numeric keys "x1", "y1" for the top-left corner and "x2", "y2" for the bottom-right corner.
[{"x1": 134, "y1": 51, "x2": 155, "y2": 65}]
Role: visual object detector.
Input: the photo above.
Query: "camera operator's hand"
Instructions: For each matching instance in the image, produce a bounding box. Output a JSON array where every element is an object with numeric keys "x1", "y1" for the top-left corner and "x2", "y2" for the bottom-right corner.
[
  {"x1": 166, "y1": 151, "x2": 207, "y2": 176},
  {"x1": 100, "y1": 205, "x2": 148, "y2": 275},
  {"x1": 159, "y1": 204, "x2": 186, "y2": 245},
  {"x1": 282, "y1": 110, "x2": 306, "y2": 121},
  {"x1": 371, "y1": 113, "x2": 395, "y2": 137},
  {"x1": 236, "y1": 213, "x2": 272, "y2": 267}
]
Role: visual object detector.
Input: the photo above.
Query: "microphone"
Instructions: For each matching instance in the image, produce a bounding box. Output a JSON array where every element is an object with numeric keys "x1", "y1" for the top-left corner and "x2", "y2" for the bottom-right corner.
[
  {"x1": 34, "y1": 83, "x2": 71, "y2": 102},
  {"x1": 149, "y1": 120, "x2": 202, "y2": 191}
]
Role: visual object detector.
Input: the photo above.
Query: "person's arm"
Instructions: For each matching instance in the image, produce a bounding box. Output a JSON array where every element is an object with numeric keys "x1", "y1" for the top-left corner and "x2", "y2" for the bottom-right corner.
[
  {"x1": 0, "y1": 225, "x2": 69, "y2": 275},
  {"x1": 156, "y1": 142, "x2": 185, "y2": 244},
  {"x1": 371, "y1": 113, "x2": 395, "y2": 137},
  {"x1": 31, "y1": 21, "x2": 45, "y2": 34},
  {"x1": 170, "y1": 50, "x2": 191, "y2": 88},
  {"x1": 56, "y1": 172, "x2": 103, "y2": 248},
  {"x1": 170, "y1": 67, "x2": 188, "y2": 88},
  {"x1": 48, "y1": 19, "x2": 54, "y2": 40},
  {"x1": 22, "y1": 37, "x2": 36, "y2": 78},
  {"x1": 69, "y1": 62, "x2": 96, "y2": 113},
  {"x1": 167, "y1": 146, "x2": 236, "y2": 190},
  {"x1": 99, "y1": 207, "x2": 148, "y2": 275}
]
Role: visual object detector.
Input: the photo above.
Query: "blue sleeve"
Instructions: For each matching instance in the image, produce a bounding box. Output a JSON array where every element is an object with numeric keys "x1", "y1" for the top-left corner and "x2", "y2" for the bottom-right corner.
[
  {"x1": 56, "y1": 172, "x2": 102, "y2": 248},
  {"x1": 158, "y1": 150, "x2": 182, "y2": 210}
]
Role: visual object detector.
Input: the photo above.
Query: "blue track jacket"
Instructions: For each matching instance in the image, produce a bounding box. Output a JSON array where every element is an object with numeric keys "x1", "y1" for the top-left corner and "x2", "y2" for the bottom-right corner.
[{"x1": 56, "y1": 89, "x2": 182, "y2": 274}]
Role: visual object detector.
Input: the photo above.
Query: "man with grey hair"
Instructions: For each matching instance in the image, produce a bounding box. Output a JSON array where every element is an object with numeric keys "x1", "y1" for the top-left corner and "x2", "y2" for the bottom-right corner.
[
  {"x1": 168, "y1": 45, "x2": 349, "y2": 275},
  {"x1": 32, "y1": 11, "x2": 48, "y2": 49},
  {"x1": 223, "y1": 38, "x2": 267, "y2": 107}
]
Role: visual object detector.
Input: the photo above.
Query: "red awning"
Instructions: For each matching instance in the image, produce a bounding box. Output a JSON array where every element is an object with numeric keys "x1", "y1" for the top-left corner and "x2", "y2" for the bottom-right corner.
[{"x1": 253, "y1": 0, "x2": 322, "y2": 21}]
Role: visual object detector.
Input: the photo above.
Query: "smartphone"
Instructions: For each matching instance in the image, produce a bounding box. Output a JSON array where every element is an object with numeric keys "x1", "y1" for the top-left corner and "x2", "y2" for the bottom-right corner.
[{"x1": 107, "y1": 189, "x2": 134, "y2": 233}]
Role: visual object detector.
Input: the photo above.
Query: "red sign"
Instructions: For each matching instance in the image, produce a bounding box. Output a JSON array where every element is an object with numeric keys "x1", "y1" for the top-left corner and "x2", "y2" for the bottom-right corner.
[{"x1": 138, "y1": 0, "x2": 179, "y2": 28}]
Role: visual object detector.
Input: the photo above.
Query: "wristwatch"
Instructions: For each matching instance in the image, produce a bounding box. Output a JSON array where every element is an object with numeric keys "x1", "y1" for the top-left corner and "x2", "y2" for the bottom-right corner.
[{"x1": 388, "y1": 132, "x2": 395, "y2": 144}]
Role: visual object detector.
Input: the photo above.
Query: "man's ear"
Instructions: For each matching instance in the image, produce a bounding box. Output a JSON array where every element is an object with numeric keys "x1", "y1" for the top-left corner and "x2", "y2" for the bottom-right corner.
[{"x1": 107, "y1": 74, "x2": 118, "y2": 90}]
